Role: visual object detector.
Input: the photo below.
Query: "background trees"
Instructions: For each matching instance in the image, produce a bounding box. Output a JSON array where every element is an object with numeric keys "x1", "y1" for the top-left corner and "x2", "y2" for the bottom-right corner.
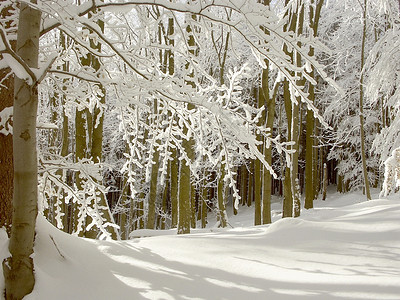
[{"x1": 1, "y1": 0, "x2": 400, "y2": 298}]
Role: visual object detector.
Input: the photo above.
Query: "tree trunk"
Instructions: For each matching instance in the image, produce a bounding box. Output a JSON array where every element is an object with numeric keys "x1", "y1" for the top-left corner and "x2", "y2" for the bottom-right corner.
[
  {"x1": 74, "y1": 108, "x2": 86, "y2": 236},
  {"x1": 322, "y1": 163, "x2": 328, "y2": 200},
  {"x1": 147, "y1": 105, "x2": 160, "y2": 230},
  {"x1": 217, "y1": 163, "x2": 228, "y2": 228},
  {"x1": 3, "y1": 3, "x2": 41, "y2": 299},
  {"x1": 359, "y1": 0, "x2": 372, "y2": 200},
  {"x1": 241, "y1": 165, "x2": 248, "y2": 206},
  {"x1": 201, "y1": 176, "x2": 208, "y2": 228},
  {"x1": 178, "y1": 147, "x2": 191, "y2": 234},
  {"x1": 262, "y1": 68, "x2": 276, "y2": 224},
  {"x1": 282, "y1": 79, "x2": 293, "y2": 218},
  {"x1": 0, "y1": 74, "x2": 13, "y2": 234},
  {"x1": 254, "y1": 88, "x2": 263, "y2": 225},
  {"x1": 170, "y1": 151, "x2": 178, "y2": 228},
  {"x1": 0, "y1": 4, "x2": 16, "y2": 235},
  {"x1": 304, "y1": 0, "x2": 324, "y2": 210}
]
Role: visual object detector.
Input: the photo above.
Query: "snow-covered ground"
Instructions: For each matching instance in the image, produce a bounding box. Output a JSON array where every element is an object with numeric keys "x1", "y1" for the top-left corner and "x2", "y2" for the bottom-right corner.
[{"x1": 1, "y1": 191, "x2": 399, "y2": 300}]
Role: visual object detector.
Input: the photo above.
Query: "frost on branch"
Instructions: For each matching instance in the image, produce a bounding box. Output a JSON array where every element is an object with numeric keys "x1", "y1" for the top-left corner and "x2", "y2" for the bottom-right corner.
[
  {"x1": 0, "y1": 106, "x2": 13, "y2": 135},
  {"x1": 381, "y1": 147, "x2": 400, "y2": 197}
]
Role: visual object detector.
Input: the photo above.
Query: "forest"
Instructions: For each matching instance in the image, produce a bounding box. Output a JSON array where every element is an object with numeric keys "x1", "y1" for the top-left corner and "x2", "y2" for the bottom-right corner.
[{"x1": 0, "y1": 0, "x2": 400, "y2": 299}]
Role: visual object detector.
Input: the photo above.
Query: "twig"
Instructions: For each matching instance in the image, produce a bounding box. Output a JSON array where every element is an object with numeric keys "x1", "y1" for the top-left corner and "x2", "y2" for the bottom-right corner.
[{"x1": 49, "y1": 235, "x2": 66, "y2": 260}]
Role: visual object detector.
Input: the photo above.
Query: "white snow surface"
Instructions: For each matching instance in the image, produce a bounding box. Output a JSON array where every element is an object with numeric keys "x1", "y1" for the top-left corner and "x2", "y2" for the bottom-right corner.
[{"x1": 1, "y1": 191, "x2": 400, "y2": 300}]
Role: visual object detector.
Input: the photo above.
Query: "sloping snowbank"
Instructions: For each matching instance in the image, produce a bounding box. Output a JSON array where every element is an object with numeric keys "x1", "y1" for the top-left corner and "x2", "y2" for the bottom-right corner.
[{"x1": 1, "y1": 193, "x2": 399, "y2": 300}]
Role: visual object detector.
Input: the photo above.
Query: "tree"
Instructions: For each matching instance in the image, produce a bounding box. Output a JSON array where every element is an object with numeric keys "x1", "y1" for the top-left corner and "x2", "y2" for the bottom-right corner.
[
  {"x1": 0, "y1": 1, "x2": 338, "y2": 295},
  {"x1": 321, "y1": 0, "x2": 382, "y2": 194},
  {"x1": 358, "y1": 0, "x2": 372, "y2": 200},
  {"x1": 0, "y1": 3, "x2": 15, "y2": 235},
  {"x1": 2, "y1": 2, "x2": 41, "y2": 299},
  {"x1": 304, "y1": 0, "x2": 324, "y2": 209}
]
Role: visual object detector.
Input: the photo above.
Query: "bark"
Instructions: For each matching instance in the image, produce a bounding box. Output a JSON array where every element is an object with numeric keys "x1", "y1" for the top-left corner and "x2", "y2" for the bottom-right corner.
[
  {"x1": 0, "y1": 65, "x2": 14, "y2": 236},
  {"x1": 259, "y1": 0, "x2": 273, "y2": 226},
  {"x1": 178, "y1": 145, "x2": 191, "y2": 234},
  {"x1": 282, "y1": 80, "x2": 293, "y2": 218},
  {"x1": 217, "y1": 163, "x2": 228, "y2": 228},
  {"x1": 241, "y1": 165, "x2": 248, "y2": 206},
  {"x1": 304, "y1": 0, "x2": 324, "y2": 209},
  {"x1": 74, "y1": 108, "x2": 86, "y2": 236},
  {"x1": 254, "y1": 90, "x2": 263, "y2": 226},
  {"x1": 201, "y1": 176, "x2": 208, "y2": 228},
  {"x1": 0, "y1": 3, "x2": 16, "y2": 236},
  {"x1": 262, "y1": 67, "x2": 276, "y2": 224},
  {"x1": 322, "y1": 163, "x2": 328, "y2": 200},
  {"x1": 147, "y1": 103, "x2": 160, "y2": 230},
  {"x1": 359, "y1": 0, "x2": 372, "y2": 200},
  {"x1": 3, "y1": 3, "x2": 41, "y2": 299},
  {"x1": 167, "y1": 17, "x2": 178, "y2": 229},
  {"x1": 170, "y1": 151, "x2": 178, "y2": 228},
  {"x1": 248, "y1": 161, "x2": 254, "y2": 207}
]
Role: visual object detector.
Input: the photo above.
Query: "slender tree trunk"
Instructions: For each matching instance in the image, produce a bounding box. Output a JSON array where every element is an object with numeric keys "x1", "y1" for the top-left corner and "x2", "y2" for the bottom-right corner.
[
  {"x1": 201, "y1": 176, "x2": 208, "y2": 228},
  {"x1": 241, "y1": 165, "x2": 248, "y2": 206},
  {"x1": 262, "y1": 68, "x2": 276, "y2": 224},
  {"x1": 359, "y1": 0, "x2": 372, "y2": 200},
  {"x1": 74, "y1": 108, "x2": 86, "y2": 236},
  {"x1": 322, "y1": 163, "x2": 328, "y2": 200},
  {"x1": 248, "y1": 161, "x2": 254, "y2": 207},
  {"x1": 147, "y1": 102, "x2": 160, "y2": 230},
  {"x1": 178, "y1": 145, "x2": 191, "y2": 234},
  {"x1": 283, "y1": 80, "x2": 293, "y2": 218},
  {"x1": 217, "y1": 163, "x2": 228, "y2": 228},
  {"x1": 304, "y1": 0, "x2": 324, "y2": 209},
  {"x1": 170, "y1": 151, "x2": 178, "y2": 228},
  {"x1": 3, "y1": 3, "x2": 41, "y2": 299},
  {"x1": 254, "y1": 90, "x2": 263, "y2": 225}
]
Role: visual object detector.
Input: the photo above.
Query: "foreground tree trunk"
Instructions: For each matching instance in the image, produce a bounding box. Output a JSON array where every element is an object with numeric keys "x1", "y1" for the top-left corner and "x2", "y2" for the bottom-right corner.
[
  {"x1": 3, "y1": 3, "x2": 41, "y2": 299},
  {"x1": 0, "y1": 4, "x2": 15, "y2": 235}
]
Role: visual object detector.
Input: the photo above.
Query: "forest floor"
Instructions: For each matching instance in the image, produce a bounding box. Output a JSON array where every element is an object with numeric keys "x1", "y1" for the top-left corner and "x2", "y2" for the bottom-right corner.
[{"x1": 1, "y1": 189, "x2": 399, "y2": 300}]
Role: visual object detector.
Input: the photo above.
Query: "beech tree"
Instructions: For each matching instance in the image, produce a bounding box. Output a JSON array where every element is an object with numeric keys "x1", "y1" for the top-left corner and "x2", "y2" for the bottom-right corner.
[
  {"x1": 2, "y1": 2, "x2": 41, "y2": 298},
  {"x1": 0, "y1": 1, "x2": 341, "y2": 298}
]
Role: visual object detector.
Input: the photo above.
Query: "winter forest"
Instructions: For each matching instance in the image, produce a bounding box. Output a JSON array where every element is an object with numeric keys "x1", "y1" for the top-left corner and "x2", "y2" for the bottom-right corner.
[{"x1": 0, "y1": 0, "x2": 400, "y2": 299}]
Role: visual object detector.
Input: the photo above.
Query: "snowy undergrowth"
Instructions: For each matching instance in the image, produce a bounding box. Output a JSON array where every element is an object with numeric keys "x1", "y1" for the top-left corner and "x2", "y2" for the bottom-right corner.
[{"x1": 1, "y1": 191, "x2": 399, "y2": 300}]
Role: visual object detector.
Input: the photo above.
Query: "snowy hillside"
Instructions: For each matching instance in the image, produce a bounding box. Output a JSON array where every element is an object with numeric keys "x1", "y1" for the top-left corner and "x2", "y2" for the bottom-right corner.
[{"x1": 1, "y1": 192, "x2": 399, "y2": 300}]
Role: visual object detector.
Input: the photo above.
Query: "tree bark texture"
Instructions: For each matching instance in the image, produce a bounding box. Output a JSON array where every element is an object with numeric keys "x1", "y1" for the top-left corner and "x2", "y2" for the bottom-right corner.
[
  {"x1": 3, "y1": 3, "x2": 41, "y2": 299},
  {"x1": 0, "y1": 4, "x2": 16, "y2": 235}
]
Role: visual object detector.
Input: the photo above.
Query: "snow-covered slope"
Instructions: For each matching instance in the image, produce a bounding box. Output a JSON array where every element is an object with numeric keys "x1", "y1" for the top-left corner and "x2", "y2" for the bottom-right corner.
[{"x1": 1, "y1": 193, "x2": 399, "y2": 300}]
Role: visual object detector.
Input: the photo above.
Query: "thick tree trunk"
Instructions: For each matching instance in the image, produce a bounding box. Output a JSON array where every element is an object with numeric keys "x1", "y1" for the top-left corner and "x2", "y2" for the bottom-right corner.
[
  {"x1": 0, "y1": 65, "x2": 13, "y2": 235},
  {"x1": 0, "y1": 4, "x2": 16, "y2": 235},
  {"x1": 3, "y1": 3, "x2": 41, "y2": 299}
]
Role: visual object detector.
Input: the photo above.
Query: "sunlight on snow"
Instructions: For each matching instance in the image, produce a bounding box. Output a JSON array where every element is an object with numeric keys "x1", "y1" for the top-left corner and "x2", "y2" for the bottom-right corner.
[
  {"x1": 332, "y1": 291, "x2": 400, "y2": 300},
  {"x1": 107, "y1": 252, "x2": 189, "y2": 280},
  {"x1": 112, "y1": 272, "x2": 151, "y2": 290},
  {"x1": 271, "y1": 288, "x2": 320, "y2": 296},
  {"x1": 204, "y1": 277, "x2": 263, "y2": 293}
]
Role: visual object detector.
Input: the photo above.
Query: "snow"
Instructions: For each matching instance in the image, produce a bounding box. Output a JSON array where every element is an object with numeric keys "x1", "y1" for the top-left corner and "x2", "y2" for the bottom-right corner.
[
  {"x1": 1, "y1": 191, "x2": 400, "y2": 300},
  {"x1": 2, "y1": 53, "x2": 32, "y2": 84}
]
